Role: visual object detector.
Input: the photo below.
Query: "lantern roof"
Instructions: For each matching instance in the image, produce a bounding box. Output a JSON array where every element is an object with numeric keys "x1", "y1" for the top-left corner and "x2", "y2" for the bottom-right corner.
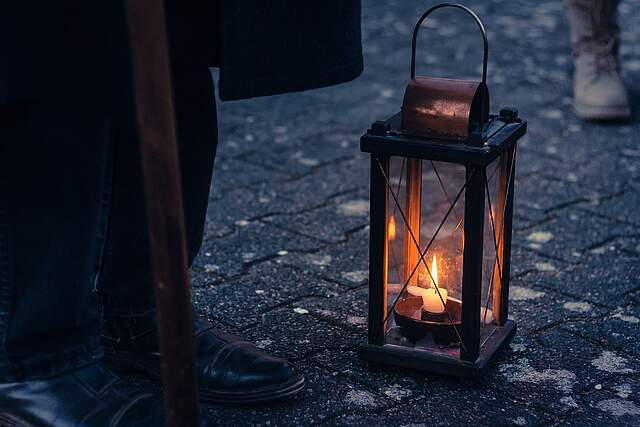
[{"x1": 360, "y1": 109, "x2": 526, "y2": 166}]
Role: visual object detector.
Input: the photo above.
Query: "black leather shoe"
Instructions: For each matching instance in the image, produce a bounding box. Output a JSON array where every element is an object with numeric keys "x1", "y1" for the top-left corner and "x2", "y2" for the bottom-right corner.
[
  {"x1": 101, "y1": 314, "x2": 304, "y2": 405},
  {"x1": 0, "y1": 362, "x2": 164, "y2": 426}
]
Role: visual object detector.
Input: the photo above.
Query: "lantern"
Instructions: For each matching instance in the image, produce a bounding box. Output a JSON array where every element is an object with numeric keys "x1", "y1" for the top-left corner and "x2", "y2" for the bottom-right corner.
[{"x1": 359, "y1": 4, "x2": 526, "y2": 379}]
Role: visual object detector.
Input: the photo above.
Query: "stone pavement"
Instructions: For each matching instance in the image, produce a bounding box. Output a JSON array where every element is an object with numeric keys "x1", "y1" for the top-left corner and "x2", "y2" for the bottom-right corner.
[{"x1": 188, "y1": 1, "x2": 640, "y2": 425}]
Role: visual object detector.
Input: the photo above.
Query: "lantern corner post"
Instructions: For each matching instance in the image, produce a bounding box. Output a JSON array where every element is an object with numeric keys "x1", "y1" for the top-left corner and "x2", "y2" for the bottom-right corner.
[
  {"x1": 368, "y1": 154, "x2": 389, "y2": 346},
  {"x1": 460, "y1": 164, "x2": 485, "y2": 362},
  {"x1": 493, "y1": 145, "x2": 517, "y2": 326},
  {"x1": 403, "y1": 158, "x2": 422, "y2": 286}
]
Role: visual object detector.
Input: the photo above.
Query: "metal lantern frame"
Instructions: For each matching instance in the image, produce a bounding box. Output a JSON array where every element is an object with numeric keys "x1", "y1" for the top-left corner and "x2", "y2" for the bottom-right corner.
[{"x1": 358, "y1": 3, "x2": 527, "y2": 379}]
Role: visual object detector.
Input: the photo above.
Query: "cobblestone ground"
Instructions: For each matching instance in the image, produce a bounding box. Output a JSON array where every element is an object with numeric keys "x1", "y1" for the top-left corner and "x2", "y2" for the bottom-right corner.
[{"x1": 190, "y1": 1, "x2": 640, "y2": 425}]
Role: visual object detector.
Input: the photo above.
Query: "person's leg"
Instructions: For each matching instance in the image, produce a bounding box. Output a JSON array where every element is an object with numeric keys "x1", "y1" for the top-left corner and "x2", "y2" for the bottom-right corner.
[
  {"x1": 0, "y1": 108, "x2": 109, "y2": 379},
  {"x1": 0, "y1": 106, "x2": 164, "y2": 426},
  {"x1": 97, "y1": 65, "x2": 218, "y2": 314},
  {"x1": 99, "y1": 4, "x2": 305, "y2": 404},
  {"x1": 565, "y1": 0, "x2": 630, "y2": 120}
]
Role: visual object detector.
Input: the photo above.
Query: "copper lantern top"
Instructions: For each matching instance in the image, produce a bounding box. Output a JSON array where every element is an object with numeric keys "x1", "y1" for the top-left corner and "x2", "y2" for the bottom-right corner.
[{"x1": 400, "y1": 3, "x2": 490, "y2": 143}]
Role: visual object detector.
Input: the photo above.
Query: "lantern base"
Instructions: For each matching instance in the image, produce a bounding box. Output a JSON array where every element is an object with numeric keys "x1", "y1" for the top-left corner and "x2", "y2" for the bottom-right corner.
[{"x1": 358, "y1": 320, "x2": 516, "y2": 380}]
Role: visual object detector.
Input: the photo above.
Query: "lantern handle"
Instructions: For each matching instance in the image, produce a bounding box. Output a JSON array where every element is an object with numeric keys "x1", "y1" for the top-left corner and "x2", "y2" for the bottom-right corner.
[{"x1": 410, "y1": 3, "x2": 488, "y2": 84}]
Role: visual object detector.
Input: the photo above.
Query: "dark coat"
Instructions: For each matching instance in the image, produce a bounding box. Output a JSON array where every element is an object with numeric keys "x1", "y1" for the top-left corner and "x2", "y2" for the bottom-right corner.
[
  {"x1": 218, "y1": 1, "x2": 362, "y2": 100},
  {"x1": 0, "y1": 1, "x2": 362, "y2": 108}
]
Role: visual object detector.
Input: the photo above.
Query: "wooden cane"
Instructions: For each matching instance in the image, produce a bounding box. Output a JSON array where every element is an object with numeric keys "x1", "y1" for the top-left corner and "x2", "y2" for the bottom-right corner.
[{"x1": 124, "y1": 0, "x2": 200, "y2": 425}]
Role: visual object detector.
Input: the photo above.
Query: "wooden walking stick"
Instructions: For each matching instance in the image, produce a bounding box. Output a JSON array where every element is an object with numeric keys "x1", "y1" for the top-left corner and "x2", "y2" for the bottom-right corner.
[{"x1": 124, "y1": 0, "x2": 200, "y2": 425}]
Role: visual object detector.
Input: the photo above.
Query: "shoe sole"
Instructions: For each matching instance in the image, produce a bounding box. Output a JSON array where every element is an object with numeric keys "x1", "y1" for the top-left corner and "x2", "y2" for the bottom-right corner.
[
  {"x1": 574, "y1": 101, "x2": 632, "y2": 121},
  {"x1": 103, "y1": 350, "x2": 305, "y2": 405}
]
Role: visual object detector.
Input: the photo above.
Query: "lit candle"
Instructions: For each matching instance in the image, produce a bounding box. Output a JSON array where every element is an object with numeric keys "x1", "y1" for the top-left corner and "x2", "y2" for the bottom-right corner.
[
  {"x1": 422, "y1": 287, "x2": 448, "y2": 314},
  {"x1": 421, "y1": 255, "x2": 448, "y2": 314}
]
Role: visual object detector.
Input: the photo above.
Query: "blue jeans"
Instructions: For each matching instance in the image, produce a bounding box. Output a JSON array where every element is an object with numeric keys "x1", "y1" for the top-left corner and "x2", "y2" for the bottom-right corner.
[{"x1": 0, "y1": 65, "x2": 217, "y2": 381}]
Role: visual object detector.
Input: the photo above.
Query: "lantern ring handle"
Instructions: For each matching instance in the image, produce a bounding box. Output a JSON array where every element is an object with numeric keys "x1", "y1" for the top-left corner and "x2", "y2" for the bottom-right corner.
[{"x1": 410, "y1": 3, "x2": 488, "y2": 84}]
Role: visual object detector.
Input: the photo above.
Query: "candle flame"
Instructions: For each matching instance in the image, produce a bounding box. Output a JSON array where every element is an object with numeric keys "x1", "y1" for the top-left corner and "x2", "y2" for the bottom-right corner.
[
  {"x1": 388, "y1": 215, "x2": 396, "y2": 241},
  {"x1": 431, "y1": 255, "x2": 438, "y2": 288}
]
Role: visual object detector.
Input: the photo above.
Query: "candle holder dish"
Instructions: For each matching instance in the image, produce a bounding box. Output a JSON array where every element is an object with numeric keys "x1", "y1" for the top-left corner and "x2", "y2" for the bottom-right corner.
[{"x1": 393, "y1": 296, "x2": 462, "y2": 345}]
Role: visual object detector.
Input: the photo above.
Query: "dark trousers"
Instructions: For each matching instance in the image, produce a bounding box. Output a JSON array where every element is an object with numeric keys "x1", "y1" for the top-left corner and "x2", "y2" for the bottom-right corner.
[{"x1": 0, "y1": 64, "x2": 217, "y2": 382}]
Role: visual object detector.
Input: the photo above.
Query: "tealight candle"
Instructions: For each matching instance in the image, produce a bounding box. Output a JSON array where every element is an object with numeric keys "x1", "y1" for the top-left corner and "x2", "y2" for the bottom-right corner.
[
  {"x1": 422, "y1": 287, "x2": 448, "y2": 314},
  {"x1": 419, "y1": 255, "x2": 448, "y2": 314},
  {"x1": 406, "y1": 255, "x2": 449, "y2": 314}
]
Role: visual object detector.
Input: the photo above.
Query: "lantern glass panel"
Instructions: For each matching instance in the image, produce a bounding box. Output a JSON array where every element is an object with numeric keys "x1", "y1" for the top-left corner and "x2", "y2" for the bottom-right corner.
[
  {"x1": 384, "y1": 156, "x2": 466, "y2": 357},
  {"x1": 479, "y1": 158, "x2": 502, "y2": 349}
]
